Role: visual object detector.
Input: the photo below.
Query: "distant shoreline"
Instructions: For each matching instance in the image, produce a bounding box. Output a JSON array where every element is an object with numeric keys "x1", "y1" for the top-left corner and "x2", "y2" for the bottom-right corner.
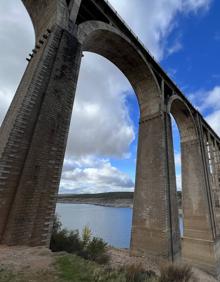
[
  {"x1": 57, "y1": 198, "x2": 133, "y2": 208},
  {"x1": 57, "y1": 192, "x2": 182, "y2": 212},
  {"x1": 57, "y1": 192, "x2": 133, "y2": 208}
]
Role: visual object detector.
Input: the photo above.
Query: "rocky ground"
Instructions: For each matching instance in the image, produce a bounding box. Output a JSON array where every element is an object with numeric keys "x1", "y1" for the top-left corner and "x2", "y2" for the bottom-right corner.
[
  {"x1": 108, "y1": 248, "x2": 218, "y2": 282},
  {"x1": 0, "y1": 246, "x2": 218, "y2": 282}
]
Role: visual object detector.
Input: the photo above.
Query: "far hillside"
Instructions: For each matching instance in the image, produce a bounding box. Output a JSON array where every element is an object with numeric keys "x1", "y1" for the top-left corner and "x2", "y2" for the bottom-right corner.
[
  {"x1": 57, "y1": 191, "x2": 182, "y2": 209},
  {"x1": 58, "y1": 192, "x2": 134, "y2": 199}
]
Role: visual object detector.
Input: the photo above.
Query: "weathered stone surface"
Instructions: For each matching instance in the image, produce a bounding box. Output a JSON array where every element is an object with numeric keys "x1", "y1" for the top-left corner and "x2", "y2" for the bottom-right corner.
[
  {"x1": 131, "y1": 112, "x2": 180, "y2": 260},
  {"x1": 1, "y1": 28, "x2": 82, "y2": 246}
]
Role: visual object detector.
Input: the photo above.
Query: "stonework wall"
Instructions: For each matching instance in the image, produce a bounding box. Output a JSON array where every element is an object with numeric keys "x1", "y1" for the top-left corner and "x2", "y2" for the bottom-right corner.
[
  {"x1": 131, "y1": 112, "x2": 180, "y2": 259},
  {"x1": 0, "y1": 25, "x2": 82, "y2": 246},
  {"x1": 0, "y1": 27, "x2": 63, "y2": 241}
]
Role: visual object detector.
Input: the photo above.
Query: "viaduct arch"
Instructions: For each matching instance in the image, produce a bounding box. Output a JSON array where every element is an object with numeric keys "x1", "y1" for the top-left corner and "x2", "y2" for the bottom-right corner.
[{"x1": 0, "y1": 0, "x2": 220, "y2": 276}]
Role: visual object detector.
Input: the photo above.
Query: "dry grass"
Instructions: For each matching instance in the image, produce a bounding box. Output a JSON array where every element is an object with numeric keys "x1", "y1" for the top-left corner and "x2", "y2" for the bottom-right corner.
[{"x1": 159, "y1": 263, "x2": 197, "y2": 282}]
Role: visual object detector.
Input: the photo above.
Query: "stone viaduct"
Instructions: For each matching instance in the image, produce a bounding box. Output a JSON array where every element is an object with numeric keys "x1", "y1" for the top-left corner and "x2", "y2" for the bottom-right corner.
[{"x1": 0, "y1": 0, "x2": 220, "y2": 276}]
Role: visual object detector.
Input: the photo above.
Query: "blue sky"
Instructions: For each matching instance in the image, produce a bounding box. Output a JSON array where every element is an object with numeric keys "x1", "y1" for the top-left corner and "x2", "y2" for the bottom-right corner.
[
  {"x1": 162, "y1": 0, "x2": 220, "y2": 93},
  {"x1": 0, "y1": 0, "x2": 219, "y2": 194}
]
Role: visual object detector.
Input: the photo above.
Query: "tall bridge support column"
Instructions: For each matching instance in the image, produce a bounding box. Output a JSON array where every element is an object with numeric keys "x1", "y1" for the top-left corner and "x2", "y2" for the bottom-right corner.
[
  {"x1": 181, "y1": 117, "x2": 220, "y2": 276},
  {"x1": 204, "y1": 133, "x2": 220, "y2": 233},
  {"x1": 131, "y1": 111, "x2": 180, "y2": 260},
  {"x1": 0, "y1": 25, "x2": 82, "y2": 246}
]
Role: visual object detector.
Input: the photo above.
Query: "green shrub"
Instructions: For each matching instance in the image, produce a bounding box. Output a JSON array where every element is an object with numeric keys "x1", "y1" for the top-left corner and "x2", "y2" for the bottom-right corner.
[
  {"x1": 79, "y1": 235, "x2": 110, "y2": 264},
  {"x1": 159, "y1": 264, "x2": 195, "y2": 282},
  {"x1": 50, "y1": 228, "x2": 82, "y2": 253},
  {"x1": 86, "y1": 237, "x2": 109, "y2": 264},
  {"x1": 50, "y1": 215, "x2": 83, "y2": 253},
  {"x1": 50, "y1": 215, "x2": 110, "y2": 264}
]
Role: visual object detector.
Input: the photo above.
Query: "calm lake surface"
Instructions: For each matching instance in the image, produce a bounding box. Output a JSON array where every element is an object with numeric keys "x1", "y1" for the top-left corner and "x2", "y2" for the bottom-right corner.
[{"x1": 56, "y1": 203, "x2": 183, "y2": 248}]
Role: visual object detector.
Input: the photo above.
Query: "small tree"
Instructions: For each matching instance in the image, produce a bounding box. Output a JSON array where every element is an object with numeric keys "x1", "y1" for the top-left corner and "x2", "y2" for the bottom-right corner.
[
  {"x1": 87, "y1": 237, "x2": 109, "y2": 264},
  {"x1": 82, "y1": 225, "x2": 92, "y2": 248}
]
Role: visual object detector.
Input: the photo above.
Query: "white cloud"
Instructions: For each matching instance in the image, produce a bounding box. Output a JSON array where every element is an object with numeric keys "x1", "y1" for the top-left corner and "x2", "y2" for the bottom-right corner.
[
  {"x1": 0, "y1": 1, "x2": 34, "y2": 127},
  {"x1": 66, "y1": 53, "x2": 135, "y2": 159},
  {"x1": 189, "y1": 86, "x2": 220, "y2": 135},
  {"x1": 0, "y1": 1, "x2": 34, "y2": 93},
  {"x1": 184, "y1": 0, "x2": 211, "y2": 11},
  {"x1": 201, "y1": 86, "x2": 220, "y2": 110},
  {"x1": 175, "y1": 152, "x2": 181, "y2": 167},
  {"x1": 167, "y1": 41, "x2": 183, "y2": 56},
  {"x1": 206, "y1": 110, "x2": 220, "y2": 135},
  {"x1": 176, "y1": 174, "x2": 182, "y2": 191},
  {"x1": 0, "y1": 88, "x2": 14, "y2": 124},
  {"x1": 60, "y1": 158, "x2": 134, "y2": 194}
]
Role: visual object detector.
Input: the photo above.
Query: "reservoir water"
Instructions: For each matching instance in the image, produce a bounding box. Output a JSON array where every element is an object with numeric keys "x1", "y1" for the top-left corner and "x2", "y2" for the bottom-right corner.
[{"x1": 56, "y1": 203, "x2": 183, "y2": 248}]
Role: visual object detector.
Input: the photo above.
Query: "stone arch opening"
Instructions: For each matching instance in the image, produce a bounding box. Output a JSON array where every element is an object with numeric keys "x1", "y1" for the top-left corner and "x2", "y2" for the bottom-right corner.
[
  {"x1": 56, "y1": 51, "x2": 140, "y2": 248},
  {"x1": 76, "y1": 21, "x2": 162, "y2": 249},
  {"x1": 168, "y1": 96, "x2": 198, "y2": 240},
  {"x1": 170, "y1": 116, "x2": 183, "y2": 237},
  {"x1": 77, "y1": 21, "x2": 162, "y2": 118},
  {"x1": 167, "y1": 95, "x2": 216, "y2": 266},
  {"x1": 56, "y1": 20, "x2": 162, "y2": 248},
  {"x1": 168, "y1": 96, "x2": 197, "y2": 143}
]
